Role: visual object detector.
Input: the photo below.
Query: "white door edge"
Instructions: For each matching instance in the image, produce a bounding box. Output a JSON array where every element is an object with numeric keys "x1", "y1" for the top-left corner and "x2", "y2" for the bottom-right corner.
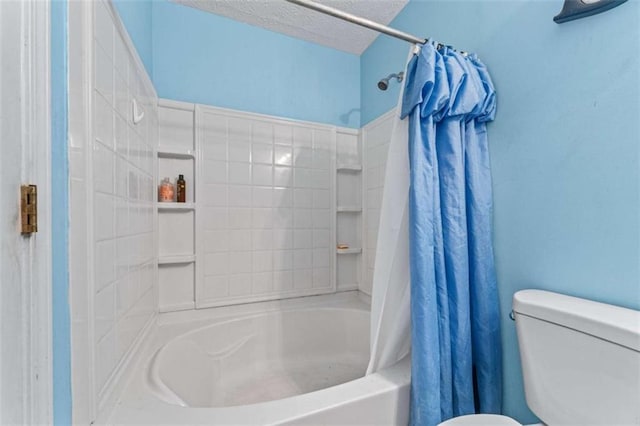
[{"x1": 16, "y1": 0, "x2": 53, "y2": 423}]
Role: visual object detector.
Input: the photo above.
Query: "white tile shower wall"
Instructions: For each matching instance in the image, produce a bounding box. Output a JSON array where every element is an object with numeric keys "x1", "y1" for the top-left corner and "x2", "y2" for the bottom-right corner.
[
  {"x1": 361, "y1": 111, "x2": 394, "y2": 295},
  {"x1": 197, "y1": 106, "x2": 336, "y2": 307},
  {"x1": 69, "y1": 1, "x2": 158, "y2": 421}
]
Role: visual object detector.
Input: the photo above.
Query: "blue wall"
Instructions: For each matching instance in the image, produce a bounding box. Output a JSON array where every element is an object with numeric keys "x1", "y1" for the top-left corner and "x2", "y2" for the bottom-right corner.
[
  {"x1": 363, "y1": 0, "x2": 640, "y2": 422},
  {"x1": 150, "y1": 0, "x2": 360, "y2": 128},
  {"x1": 51, "y1": 0, "x2": 71, "y2": 424},
  {"x1": 114, "y1": 0, "x2": 360, "y2": 127},
  {"x1": 113, "y1": 0, "x2": 153, "y2": 74}
]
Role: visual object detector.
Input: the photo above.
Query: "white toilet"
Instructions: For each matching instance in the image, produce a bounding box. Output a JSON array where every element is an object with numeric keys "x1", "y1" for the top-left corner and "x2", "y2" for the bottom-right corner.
[{"x1": 439, "y1": 289, "x2": 640, "y2": 426}]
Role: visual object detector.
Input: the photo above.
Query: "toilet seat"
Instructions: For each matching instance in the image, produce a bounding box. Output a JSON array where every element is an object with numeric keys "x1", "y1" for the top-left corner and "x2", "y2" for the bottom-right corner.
[{"x1": 437, "y1": 414, "x2": 522, "y2": 426}]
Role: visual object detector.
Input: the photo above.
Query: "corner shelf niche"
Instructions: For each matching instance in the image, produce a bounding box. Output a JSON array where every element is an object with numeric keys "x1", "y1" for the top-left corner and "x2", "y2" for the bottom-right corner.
[
  {"x1": 337, "y1": 206, "x2": 362, "y2": 213},
  {"x1": 336, "y1": 248, "x2": 362, "y2": 254},
  {"x1": 337, "y1": 164, "x2": 362, "y2": 172},
  {"x1": 158, "y1": 254, "x2": 196, "y2": 265},
  {"x1": 157, "y1": 99, "x2": 197, "y2": 312},
  {"x1": 157, "y1": 202, "x2": 196, "y2": 211},
  {"x1": 158, "y1": 148, "x2": 196, "y2": 159},
  {"x1": 335, "y1": 129, "x2": 363, "y2": 293}
]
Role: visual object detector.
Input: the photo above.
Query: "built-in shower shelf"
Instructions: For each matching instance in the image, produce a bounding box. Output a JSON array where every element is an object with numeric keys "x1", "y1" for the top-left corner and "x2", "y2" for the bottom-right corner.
[
  {"x1": 337, "y1": 164, "x2": 362, "y2": 172},
  {"x1": 337, "y1": 206, "x2": 362, "y2": 213},
  {"x1": 158, "y1": 255, "x2": 196, "y2": 265},
  {"x1": 337, "y1": 283, "x2": 359, "y2": 291},
  {"x1": 157, "y1": 202, "x2": 196, "y2": 211},
  {"x1": 336, "y1": 248, "x2": 362, "y2": 254},
  {"x1": 158, "y1": 147, "x2": 196, "y2": 159}
]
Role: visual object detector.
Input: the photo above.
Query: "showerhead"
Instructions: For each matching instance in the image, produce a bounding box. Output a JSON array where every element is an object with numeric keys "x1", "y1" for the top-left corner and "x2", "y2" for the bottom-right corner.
[
  {"x1": 377, "y1": 72, "x2": 404, "y2": 91},
  {"x1": 377, "y1": 79, "x2": 389, "y2": 91}
]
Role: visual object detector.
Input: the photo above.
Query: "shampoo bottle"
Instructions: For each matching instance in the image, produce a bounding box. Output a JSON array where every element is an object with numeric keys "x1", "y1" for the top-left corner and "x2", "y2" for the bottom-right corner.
[{"x1": 176, "y1": 174, "x2": 186, "y2": 203}]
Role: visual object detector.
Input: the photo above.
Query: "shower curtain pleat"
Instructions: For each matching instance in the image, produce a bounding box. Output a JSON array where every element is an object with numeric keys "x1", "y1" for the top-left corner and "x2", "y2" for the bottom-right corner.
[{"x1": 464, "y1": 55, "x2": 502, "y2": 415}]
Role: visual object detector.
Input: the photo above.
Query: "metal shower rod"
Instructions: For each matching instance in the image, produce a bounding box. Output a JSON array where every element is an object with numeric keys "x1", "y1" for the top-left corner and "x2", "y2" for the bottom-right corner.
[{"x1": 284, "y1": 0, "x2": 427, "y2": 46}]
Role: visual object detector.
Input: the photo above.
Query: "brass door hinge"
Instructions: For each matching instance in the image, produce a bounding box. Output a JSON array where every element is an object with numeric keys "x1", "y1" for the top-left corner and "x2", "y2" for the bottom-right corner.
[{"x1": 21, "y1": 185, "x2": 37, "y2": 234}]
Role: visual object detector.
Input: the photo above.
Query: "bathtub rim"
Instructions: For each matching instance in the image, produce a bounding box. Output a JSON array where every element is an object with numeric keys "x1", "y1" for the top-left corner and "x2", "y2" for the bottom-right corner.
[
  {"x1": 103, "y1": 291, "x2": 412, "y2": 426},
  {"x1": 147, "y1": 306, "x2": 372, "y2": 408}
]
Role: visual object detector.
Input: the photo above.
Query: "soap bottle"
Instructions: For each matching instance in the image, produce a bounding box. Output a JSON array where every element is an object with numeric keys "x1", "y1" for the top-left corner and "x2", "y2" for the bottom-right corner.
[
  {"x1": 176, "y1": 174, "x2": 186, "y2": 203},
  {"x1": 159, "y1": 177, "x2": 175, "y2": 202}
]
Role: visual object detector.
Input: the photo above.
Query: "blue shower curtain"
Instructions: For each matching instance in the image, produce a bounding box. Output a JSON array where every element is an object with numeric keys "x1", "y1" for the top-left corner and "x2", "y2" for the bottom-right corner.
[{"x1": 401, "y1": 43, "x2": 502, "y2": 426}]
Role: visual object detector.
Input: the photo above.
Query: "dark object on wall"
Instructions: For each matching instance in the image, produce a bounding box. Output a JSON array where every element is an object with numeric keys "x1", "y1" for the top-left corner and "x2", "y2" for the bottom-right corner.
[
  {"x1": 176, "y1": 174, "x2": 186, "y2": 203},
  {"x1": 554, "y1": 0, "x2": 628, "y2": 23}
]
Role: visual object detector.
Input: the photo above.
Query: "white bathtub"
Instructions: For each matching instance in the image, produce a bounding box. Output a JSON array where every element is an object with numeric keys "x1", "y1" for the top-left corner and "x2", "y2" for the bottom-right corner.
[{"x1": 107, "y1": 292, "x2": 410, "y2": 425}]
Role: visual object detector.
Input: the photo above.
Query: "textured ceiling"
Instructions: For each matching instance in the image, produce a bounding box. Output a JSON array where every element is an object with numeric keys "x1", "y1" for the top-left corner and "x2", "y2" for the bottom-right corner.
[{"x1": 172, "y1": 0, "x2": 409, "y2": 55}]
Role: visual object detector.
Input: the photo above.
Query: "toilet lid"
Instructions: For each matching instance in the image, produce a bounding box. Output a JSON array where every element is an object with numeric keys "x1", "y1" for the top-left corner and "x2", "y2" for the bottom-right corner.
[{"x1": 438, "y1": 414, "x2": 522, "y2": 426}]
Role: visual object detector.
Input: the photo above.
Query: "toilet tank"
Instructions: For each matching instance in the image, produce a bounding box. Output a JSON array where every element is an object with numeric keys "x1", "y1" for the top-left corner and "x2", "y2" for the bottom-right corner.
[{"x1": 513, "y1": 290, "x2": 640, "y2": 425}]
